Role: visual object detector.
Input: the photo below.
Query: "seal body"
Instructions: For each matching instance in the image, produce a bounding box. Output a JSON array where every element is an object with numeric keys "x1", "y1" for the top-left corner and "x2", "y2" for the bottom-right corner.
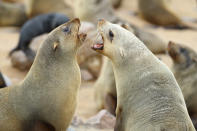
[
  {"x1": 138, "y1": 0, "x2": 196, "y2": 29},
  {"x1": 0, "y1": 1, "x2": 27, "y2": 26},
  {"x1": 93, "y1": 25, "x2": 167, "y2": 115},
  {"x1": 10, "y1": 13, "x2": 69, "y2": 70},
  {"x1": 0, "y1": 18, "x2": 84, "y2": 130},
  {"x1": 168, "y1": 41, "x2": 197, "y2": 127},
  {"x1": 92, "y1": 20, "x2": 195, "y2": 131}
]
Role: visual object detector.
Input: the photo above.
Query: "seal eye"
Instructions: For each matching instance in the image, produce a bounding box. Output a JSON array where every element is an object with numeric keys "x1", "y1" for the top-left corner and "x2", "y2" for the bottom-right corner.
[
  {"x1": 180, "y1": 48, "x2": 186, "y2": 53},
  {"x1": 109, "y1": 30, "x2": 114, "y2": 41},
  {"x1": 63, "y1": 26, "x2": 70, "y2": 33}
]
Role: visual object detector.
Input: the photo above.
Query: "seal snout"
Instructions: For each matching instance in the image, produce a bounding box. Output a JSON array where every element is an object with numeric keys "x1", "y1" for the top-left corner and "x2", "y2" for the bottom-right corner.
[
  {"x1": 167, "y1": 41, "x2": 181, "y2": 62},
  {"x1": 92, "y1": 33, "x2": 104, "y2": 50},
  {"x1": 63, "y1": 18, "x2": 81, "y2": 34}
]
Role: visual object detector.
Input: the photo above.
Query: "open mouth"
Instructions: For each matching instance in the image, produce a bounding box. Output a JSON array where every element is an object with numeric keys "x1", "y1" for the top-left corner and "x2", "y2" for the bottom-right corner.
[{"x1": 92, "y1": 32, "x2": 104, "y2": 50}]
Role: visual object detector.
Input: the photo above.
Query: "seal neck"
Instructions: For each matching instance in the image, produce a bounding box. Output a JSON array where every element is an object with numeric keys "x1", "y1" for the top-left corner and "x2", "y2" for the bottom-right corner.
[{"x1": 20, "y1": 44, "x2": 80, "y2": 91}]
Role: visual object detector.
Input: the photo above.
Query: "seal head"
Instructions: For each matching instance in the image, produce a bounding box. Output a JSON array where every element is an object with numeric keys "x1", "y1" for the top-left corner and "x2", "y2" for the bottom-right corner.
[
  {"x1": 48, "y1": 18, "x2": 86, "y2": 55},
  {"x1": 168, "y1": 41, "x2": 197, "y2": 69},
  {"x1": 92, "y1": 19, "x2": 134, "y2": 62}
]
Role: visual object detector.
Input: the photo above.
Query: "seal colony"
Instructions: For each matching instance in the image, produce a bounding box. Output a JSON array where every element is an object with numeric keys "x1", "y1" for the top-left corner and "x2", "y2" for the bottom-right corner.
[
  {"x1": 0, "y1": 18, "x2": 86, "y2": 130},
  {"x1": 92, "y1": 19, "x2": 195, "y2": 131}
]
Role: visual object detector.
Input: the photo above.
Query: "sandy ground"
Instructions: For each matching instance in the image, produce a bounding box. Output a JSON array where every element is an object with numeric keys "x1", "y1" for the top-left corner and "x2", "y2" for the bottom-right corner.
[{"x1": 0, "y1": 0, "x2": 197, "y2": 130}]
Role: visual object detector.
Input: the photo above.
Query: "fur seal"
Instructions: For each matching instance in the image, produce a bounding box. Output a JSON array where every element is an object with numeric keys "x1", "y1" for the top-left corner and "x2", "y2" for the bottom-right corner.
[
  {"x1": 138, "y1": 0, "x2": 197, "y2": 29},
  {"x1": 0, "y1": 1, "x2": 27, "y2": 26},
  {"x1": 168, "y1": 41, "x2": 197, "y2": 127},
  {"x1": 25, "y1": 0, "x2": 73, "y2": 17},
  {"x1": 110, "y1": 0, "x2": 122, "y2": 9},
  {"x1": 9, "y1": 13, "x2": 69, "y2": 70},
  {"x1": 92, "y1": 19, "x2": 195, "y2": 131},
  {"x1": 0, "y1": 18, "x2": 86, "y2": 130},
  {"x1": 94, "y1": 23, "x2": 167, "y2": 115}
]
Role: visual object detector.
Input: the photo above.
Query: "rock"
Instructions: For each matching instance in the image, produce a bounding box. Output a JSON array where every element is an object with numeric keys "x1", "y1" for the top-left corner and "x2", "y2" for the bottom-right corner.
[
  {"x1": 85, "y1": 110, "x2": 116, "y2": 129},
  {"x1": 71, "y1": 116, "x2": 84, "y2": 127},
  {"x1": 10, "y1": 50, "x2": 33, "y2": 71}
]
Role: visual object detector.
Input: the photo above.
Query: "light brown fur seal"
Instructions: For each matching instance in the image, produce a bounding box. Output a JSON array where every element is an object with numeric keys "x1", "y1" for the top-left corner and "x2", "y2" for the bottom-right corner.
[
  {"x1": 25, "y1": 0, "x2": 73, "y2": 17},
  {"x1": 92, "y1": 19, "x2": 195, "y2": 131},
  {"x1": 94, "y1": 23, "x2": 167, "y2": 115},
  {"x1": 0, "y1": 1, "x2": 27, "y2": 26},
  {"x1": 0, "y1": 18, "x2": 86, "y2": 130},
  {"x1": 138, "y1": 0, "x2": 197, "y2": 29},
  {"x1": 168, "y1": 41, "x2": 197, "y2": 127}
]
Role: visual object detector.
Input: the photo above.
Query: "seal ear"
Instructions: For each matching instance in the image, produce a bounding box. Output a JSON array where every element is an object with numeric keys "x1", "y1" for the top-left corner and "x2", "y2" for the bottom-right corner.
[
  {"x1": 121, "y1": 24, "x2": 134, "y2": 33},
  {"x1": 121, "y1": 24, "x2": 130, "y2": 30},
  {"x1": 78, "y1": 33, "x2": 87, "y2": 42},
  {"x1": 53, "y1": 42, "x2": 59, "y2": 51}
]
